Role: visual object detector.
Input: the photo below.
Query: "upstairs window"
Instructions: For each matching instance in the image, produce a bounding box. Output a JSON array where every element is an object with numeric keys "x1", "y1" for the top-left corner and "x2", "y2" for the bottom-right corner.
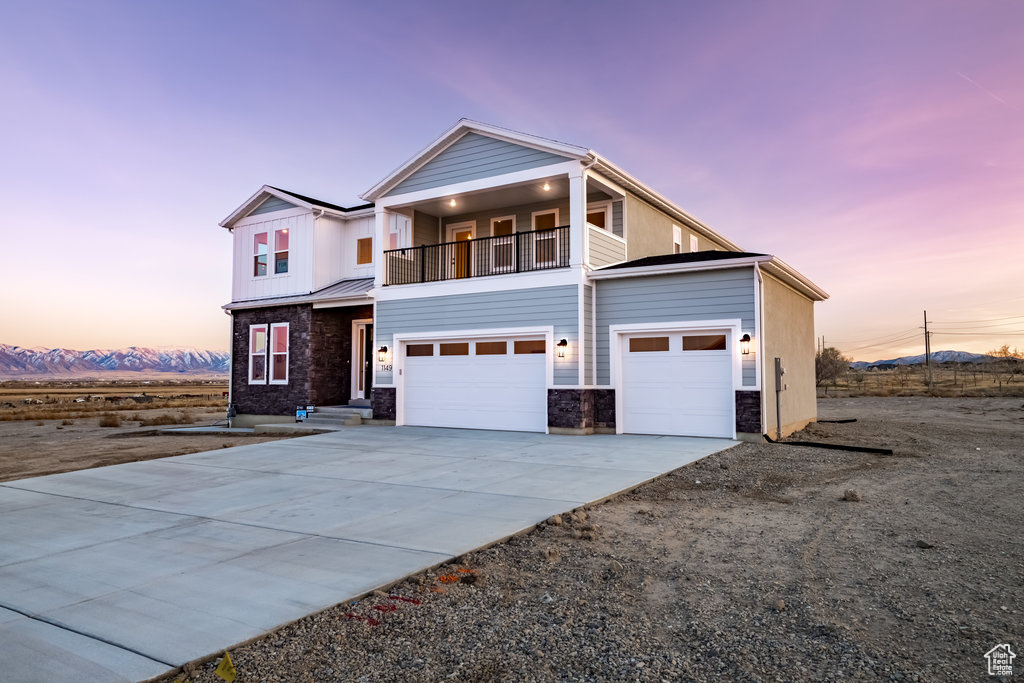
[
  {"x1": 357, "y1": 237, "x2": 373, "y2": 265},
  {"x1": 587, "y1": 202, "x2": 610, "y2": 230},
  {"x1": 249, "y1": 325, "x2": 267, "y2": 383},
  {"x1": 672, "y1": 226, "x2": 683, "y2": 254},
  {"x1": 274, "y1": 229, "x2": 289, "y2": 274},
  {"x1": 690, "y1": 234, "x2": 699, "y2": 252},
  {"x1": 254, "y1": 233, "x2": 268, "y2": 276}
]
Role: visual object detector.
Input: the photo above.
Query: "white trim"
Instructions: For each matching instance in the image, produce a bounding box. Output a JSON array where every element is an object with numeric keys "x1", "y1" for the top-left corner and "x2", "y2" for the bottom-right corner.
[
  {"x1": 375, "y1": 160, "x2": 580, "y2": 209},
  {"x1": 222, "y1": 185, "x2": 372, "y2": 228},
  {"x1": 531, "y1": 208, "x2": 561, "y2": 269},
  {"x1": 248, "y1": 323, "x2": 268, "y2": 384},
  {"x1": 391, "y1": 325, "x2": 555, "y2": 433},
  {"x1": 445, "y1": 220, "x2": 476, "y2": 242},
  {"x1": 672, "y1": 225, "x2": 683, "y2": 254},
  {"x1": 689, "y1": 234, "x2": 699, "y2": 253},
  {"x1": 268, "y1": 322, "x2": 289, "y2": 385},
  {"x1": 489, "y1": 215, "x2": 517, "y2": 274},
  {"x1": 373, "y1": 266, "x2": 581, "y2": 301},
  {"x1": 355, "y1": 235, "x2": 373, "y2": 266},
  {"x1": 363, "y1": 119, "x2": 588, "y2": 201},
  {"x1": 351, "y1": 319, "x2": 373, "y2": 399},
  {"x1": 609, "y1": 319, "x2": 743, "y2": 438}
]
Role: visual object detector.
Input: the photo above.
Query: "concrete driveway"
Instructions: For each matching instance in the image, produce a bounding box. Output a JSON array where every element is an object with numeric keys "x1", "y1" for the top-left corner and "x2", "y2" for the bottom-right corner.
[{"x1": 0, "y1": 427, "x2": 733, "y2": 681}]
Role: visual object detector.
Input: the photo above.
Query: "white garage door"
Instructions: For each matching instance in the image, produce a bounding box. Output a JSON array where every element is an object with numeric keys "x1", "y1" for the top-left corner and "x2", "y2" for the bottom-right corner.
[
  {"x1": 620, "y1": 331, "x2": 734, "y2": 438},
  {"x1": 403, "y1": 337, "x2": 547, "y2": 432}
]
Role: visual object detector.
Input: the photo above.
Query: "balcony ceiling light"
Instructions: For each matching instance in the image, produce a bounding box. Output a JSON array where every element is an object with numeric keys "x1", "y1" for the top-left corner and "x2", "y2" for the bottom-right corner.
[
  {"x1": 449, "y1": 198, "x2": 456, "y2": 207},
  {"x1": 542, "y1": 182, "x2": 551, "y2": 191}
]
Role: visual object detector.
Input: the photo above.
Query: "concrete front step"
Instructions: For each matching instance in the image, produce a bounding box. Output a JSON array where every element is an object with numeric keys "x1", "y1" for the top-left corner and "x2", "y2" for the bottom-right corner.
[{"x1": 312, "y1": 405, "x2": 373, "y2": 419}]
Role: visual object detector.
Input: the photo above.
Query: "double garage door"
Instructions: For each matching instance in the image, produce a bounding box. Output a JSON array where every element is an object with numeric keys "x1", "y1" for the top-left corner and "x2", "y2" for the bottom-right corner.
[
  {"x1": 403, "y1": 336, "x2": 547, "y2": 432},
  {"x1": 620, "y1": 330, "x2": 735, "y2": 439}
]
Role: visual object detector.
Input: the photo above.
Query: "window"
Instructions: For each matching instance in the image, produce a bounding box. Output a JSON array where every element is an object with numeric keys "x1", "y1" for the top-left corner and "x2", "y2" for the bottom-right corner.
[
  {"x1": 490, "y1": 216, "x2": 516, "y2": 273},
  {"x1": 357, "y1": 237, "x2": 373, "y2": 265},
  {"x1": 476, "y1": 341, "x2": 507, "y2": 355},
  {"x1": 672, "y1": 226, "x2": 683, "y2": 254},
  {"x1": 630, "y1": 336, "x2": 670, "y2": 352},
  {"x1": 249, "y1": 325, "x2": 267, "y2": 383},
  {"x1": 407, "y1": 344, "x2": 434, "y2": 357},
  {"x1": 532, "y1": 209, "x2": 559, "y2": 266},
  {"x1": 514, "y1": 340, "x2": 546, "y2": 354},
  {"x1": 254, "y1": 233, "x2": 268, "y2": 276},
  {"x1": 440, "y1": 342, "x2": 469, "y2": 356},
  {"x1": 683, "y1": 334, "x2": 727, "y2": 351},
  {"x1": 587, "y1": 202, "x2": 610, "y2": 230},
  {"x1": 274, "y1": 229, "x2": 289, "y2": 274},
  {"x1": 270, "y1": 323, "x2": 289, "y2": 383},
  {"x1": 690, "y1": 234, "x2": 699, "y2": 252}
]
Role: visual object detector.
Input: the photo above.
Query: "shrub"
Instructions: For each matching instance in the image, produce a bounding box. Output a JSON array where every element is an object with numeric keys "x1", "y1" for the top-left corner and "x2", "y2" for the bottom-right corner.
[
  {"x1": 61, "y1": 419, "x2": 73, "y2": 426},
  {"x1": 98, "y1": 414, "x2": 122, "y2": 427}
]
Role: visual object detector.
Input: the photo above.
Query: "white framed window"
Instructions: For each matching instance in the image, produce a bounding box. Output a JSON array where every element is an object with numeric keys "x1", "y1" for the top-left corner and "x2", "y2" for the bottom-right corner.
[
  {"x1": 357, "y1": 237, "x2": 373, "y2": 265},
  {"x1": 690, "y1": 234, "x2": 699, "y2": 252},
  {"x1": 274, "y1": 229, "x2": 289, "y2": 274},
  {"x1": 531, "y1": 209, "x2": 560, "y2": 267},
  {"x1": 587, "y1": 201, "x2": 611, "y2": 231},
  {"x1": 249, "y1": 324, "x2": 268, "y2": 383},
  {"x1": 254, "y1": 233, "x2": 268, "y2": 276},
  {"x1": 672, "y1": 225, "x2": 683, "y2": 254},
  {"x1": 490, "y1": 215, "x2": 516, "y2": 273},
  {"x1": 269, "y1": 323, "x2": 289, "y2": 384}
]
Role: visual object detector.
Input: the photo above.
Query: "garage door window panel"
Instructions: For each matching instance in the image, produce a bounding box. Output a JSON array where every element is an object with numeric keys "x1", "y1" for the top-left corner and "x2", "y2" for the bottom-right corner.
[
  {"x1": 683, "y1": 335, "x2": 727, "y2": 351},
  {"x1": 629, "y1": 336, "x2": 670, "y2": 352},
  {"x1": 407, "y1": 344, "x2": 434, "y2": 357},
  {"x1": 514, "y1": 340, "x2": 546, "y2": 355},
  {"x1": 476, "y1": 341, "x2": 507, "y2": 355},
  {"x1": 440, "y1": 343, "x2": 469, "y2": 356}
]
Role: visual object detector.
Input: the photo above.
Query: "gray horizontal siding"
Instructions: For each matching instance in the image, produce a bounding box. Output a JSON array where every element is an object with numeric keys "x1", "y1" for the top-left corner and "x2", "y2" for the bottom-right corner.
[
  {"x1": 612, "y1": 200, "x2": 623, "y2": 238},
  {"x1": 413, "y1": 210, "x2": 440, "y2": 245},
  {"x1": 583, "y1": 284, "x2": 593, "y2": 385},
  {"x1": 595, "y1": 269, "x2": 757, "y2": 386},
  {"x1": 387, "y1": 133, "x2": 571, "y2": 197},
  {"x1": 588, "y1": 228, "x2": 626, "y2": 268},
  {"x1": 376, "y1": 285, "x2": 579, "y2": 385},
  {"x1": 249, "y1": 196, "x2": 298, "y2": 216}
]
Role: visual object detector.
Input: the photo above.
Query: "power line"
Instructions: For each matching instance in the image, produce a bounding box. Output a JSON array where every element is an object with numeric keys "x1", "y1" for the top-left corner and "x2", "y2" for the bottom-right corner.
[
  {"x1": 930, "y1": 314, "x2": 1024, "y2": 324},
  {"x1": 841, "y1": 332, "x2": 921, "y2": 353},
  {"x1": 929, "y1": 320, "x2": 1024, "y2": 329},
  {"x1": 932, "y1": 330, "x2": 1024, "y2": 336},
  {"x1": 827, "y1": 327, "x2": 920, "y2": 345}
]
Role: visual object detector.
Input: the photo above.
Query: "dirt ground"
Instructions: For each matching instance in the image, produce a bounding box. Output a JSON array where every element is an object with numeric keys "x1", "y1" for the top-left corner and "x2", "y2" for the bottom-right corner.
[
  {"x1": 167, "y1": 397, "x2": 1022, "y2": 682},
  {"x1": 0, "y1": 409, "x2": 293, "y2": 482}
]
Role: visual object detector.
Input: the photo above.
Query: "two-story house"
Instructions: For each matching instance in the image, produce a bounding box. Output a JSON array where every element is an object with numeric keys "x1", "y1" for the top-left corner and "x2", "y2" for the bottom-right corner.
[{"x1": 220, "y1": 120, "x2": 827, "y2": 440}]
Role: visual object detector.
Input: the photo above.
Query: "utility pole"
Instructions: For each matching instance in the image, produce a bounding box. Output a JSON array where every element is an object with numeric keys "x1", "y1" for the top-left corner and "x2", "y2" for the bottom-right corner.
[{"x1": 923, "y1": 310, "x2": 933, "y2": 391}]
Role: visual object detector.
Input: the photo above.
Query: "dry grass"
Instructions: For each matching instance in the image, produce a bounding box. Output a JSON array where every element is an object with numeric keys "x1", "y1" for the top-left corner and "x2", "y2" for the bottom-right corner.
[
  {"x1": 822, "y1": 364, "x2": 1024, "y2": 398},
  {"x1": 137, "y1": 412, "x2": 196, "y2": 426},
  {"x1": 0, "y1": 380, "x2": 227, "y2": 422}
]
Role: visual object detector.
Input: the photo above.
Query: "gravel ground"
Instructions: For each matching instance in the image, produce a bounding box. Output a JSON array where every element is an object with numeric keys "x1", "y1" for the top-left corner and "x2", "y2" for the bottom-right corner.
[{"x1": 173, "y1": 397, "x2": 1022, "y2": 682}]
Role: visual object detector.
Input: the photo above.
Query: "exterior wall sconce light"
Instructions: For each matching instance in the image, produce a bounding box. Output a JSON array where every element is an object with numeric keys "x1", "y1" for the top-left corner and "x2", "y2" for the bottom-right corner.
[
  {"x1": 556, "y1": 338, "x2": 568, "y2": 358},
  {"x1": 740, "y1": 334, "x2": 752, "y2": 355},
  {"x1": 377, "y1": 345, "x2": 389, "y2": 363}
]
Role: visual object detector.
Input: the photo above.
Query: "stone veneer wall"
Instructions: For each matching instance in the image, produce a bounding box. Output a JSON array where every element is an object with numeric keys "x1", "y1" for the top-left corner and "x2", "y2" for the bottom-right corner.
[
  {"x1": 547, "y1": 389, "x2": 594, "y2": 431},
  {"x1": 372, "y1": 387, "x2": 396, "y2": 420},
  {"x1": 593, "y1": 389, "x2": 616, "y2": 430},
  {"x1": 231, "y1": 304, "x2": 313, "y2": 416},
  {"x1": 309, "y1": 305, "x2": 373, "y2": 406},
  {"x1": 735, "y1": 390, "x2": 762, "y2": 434}
]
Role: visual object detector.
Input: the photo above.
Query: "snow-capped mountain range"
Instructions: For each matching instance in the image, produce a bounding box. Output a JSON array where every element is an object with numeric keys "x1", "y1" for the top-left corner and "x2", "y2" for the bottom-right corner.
[
  {"x1": 850, "y1": 350, "x2": 999, "y2": 369},
  {"x1": 0, "y1": 344, "x2": 230, "y2": 378}
]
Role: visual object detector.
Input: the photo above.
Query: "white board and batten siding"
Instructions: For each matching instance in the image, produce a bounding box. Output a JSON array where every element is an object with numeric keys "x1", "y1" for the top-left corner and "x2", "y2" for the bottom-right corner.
[
  {"x1": 231, "y1": 208, "x2": 314, "y2": 302},
  {"x1": 312, "y1": 214, "x2": 375, "y2": 290},
  {"x1": 374, "y1": 285, "x2": 580, "y2": 388},
  {"x1": 385, "y1": 133, "x2": 573, "y2": 197},
  {"x1": 595, "y1": 269, "x2": 758, "y2": 387}
]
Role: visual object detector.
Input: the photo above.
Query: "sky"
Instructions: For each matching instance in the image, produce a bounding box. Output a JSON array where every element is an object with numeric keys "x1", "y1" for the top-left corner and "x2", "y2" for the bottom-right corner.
[{"x1": 1, "y1": 0, "x2": 1021, "y2": 361}]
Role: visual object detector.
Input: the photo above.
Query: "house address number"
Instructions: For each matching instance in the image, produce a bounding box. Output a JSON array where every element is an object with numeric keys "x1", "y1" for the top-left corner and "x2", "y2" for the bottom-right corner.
[{"x1": 379, "y1": 364, "x2": 392, "y2": 372}]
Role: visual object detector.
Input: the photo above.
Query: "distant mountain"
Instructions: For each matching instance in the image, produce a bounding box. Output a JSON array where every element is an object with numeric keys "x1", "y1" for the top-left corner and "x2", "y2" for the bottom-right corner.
[
  {"x1": 850, "y1": 350, "x2": 997, "y2": 369},
  {"x1": 0, "y1": 344, "x2": 230, "y2": 379}
]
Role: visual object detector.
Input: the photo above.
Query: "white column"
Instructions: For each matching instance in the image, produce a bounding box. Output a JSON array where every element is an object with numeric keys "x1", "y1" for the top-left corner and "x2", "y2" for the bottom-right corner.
[
  {"x1": 373, "y1": 206, "x2": 388, "y2": 286},
  {"x1": 568, "y1": 166, "x2": 585, "y2": 268}
]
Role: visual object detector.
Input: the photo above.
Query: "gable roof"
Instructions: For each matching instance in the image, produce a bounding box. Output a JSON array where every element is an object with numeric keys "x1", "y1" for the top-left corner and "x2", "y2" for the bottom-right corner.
[
  {"x1": 219, "y1": 185, "x2": 374, "y2": 228},
  {"x1": 361, "y1": 119, "x2": 590, "y2": 201}
]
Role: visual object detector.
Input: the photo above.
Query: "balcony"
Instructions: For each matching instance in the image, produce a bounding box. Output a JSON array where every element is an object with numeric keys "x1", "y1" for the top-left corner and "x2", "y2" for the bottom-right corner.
[{"x1": 384, "y1": 226, "x2": 570, "y2": 285}]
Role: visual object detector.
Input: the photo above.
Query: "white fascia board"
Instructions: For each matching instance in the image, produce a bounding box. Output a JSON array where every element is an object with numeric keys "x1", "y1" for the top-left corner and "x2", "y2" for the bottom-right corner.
[
  {"x1": 223, "y1": 293, "x2": 372, "y2": 311},
  {"x1": 587, "y1": 256, "x2": 772, "y2": 281},
  {"x1": 373, "y1": 267, "x2": 582, "y2": 302},
  {"x1": 220, "y1": 185, "x2": 315, "y2": 228},
  {"x1": 362, "y1": 119, "x2": 590, "y2": 201},
  {"x1": 760, "y1": 259, "x2": 830, "y2": 301},
  {"x1": 374, "y1": 160, "x2": 582, "y2": 209},
  {"x1": 231, "y1": 205, "x2": 312, "y2": 228},
  {"x1": 590, "y1": 157, "x2": 744, "y2": 252}
]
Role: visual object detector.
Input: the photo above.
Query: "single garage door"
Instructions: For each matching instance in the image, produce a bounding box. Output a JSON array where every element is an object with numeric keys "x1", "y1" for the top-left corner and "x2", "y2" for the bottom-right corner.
[
  {"x1": 403, "y1": 337, "x2": 547, "y2": 432},
  {"x1": 620, "y1": 331, "x2": 734, "y2": 438}
]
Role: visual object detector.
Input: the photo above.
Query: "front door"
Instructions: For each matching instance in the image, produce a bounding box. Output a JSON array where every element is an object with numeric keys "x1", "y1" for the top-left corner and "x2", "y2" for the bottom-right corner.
[
  {"x1": 446, "y1": 222, "x2": 475, "y2": 279},
  {"x1": 352, "y1": 320, "x2": 374, "y2": 400}
]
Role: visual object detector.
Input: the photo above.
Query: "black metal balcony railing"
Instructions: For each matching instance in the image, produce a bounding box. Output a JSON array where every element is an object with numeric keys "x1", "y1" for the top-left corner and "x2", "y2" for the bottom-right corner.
[{"x1": 383, "y1": 226, "x2": 570, "y2": 285}]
